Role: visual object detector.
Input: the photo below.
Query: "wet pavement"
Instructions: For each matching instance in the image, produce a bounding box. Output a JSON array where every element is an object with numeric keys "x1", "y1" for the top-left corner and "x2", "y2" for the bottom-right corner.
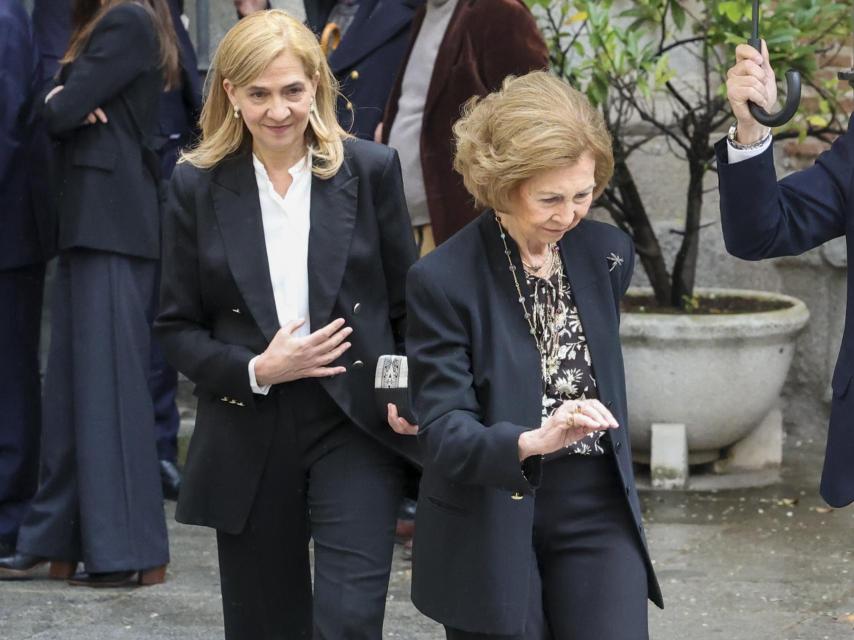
[{"x1": 1, "y1": 438, "x2": 852, "y2": 639}]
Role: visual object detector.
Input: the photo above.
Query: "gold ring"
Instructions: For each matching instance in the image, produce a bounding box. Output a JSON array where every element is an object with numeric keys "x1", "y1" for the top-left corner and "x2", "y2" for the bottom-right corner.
[{"x1": 566, "y1": 413, "x2": 576, "y2": 429}]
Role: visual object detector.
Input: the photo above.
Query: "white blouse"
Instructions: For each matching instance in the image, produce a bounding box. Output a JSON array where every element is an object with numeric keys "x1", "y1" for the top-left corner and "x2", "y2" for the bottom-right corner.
[{"x1": 248, "y1": 153, "x2": 313, "y2": 395}]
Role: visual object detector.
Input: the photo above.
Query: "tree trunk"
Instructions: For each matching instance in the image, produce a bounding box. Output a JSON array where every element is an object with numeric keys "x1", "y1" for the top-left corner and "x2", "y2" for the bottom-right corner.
[{"x1": 671, "y1": 154, "x2": 705, "y2": 308}]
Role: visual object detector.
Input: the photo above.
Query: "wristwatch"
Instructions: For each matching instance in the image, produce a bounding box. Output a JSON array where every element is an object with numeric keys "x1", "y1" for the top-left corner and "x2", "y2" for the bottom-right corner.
[{"x1": 727, "y1": 121, "x2": 772, "y2": 151}]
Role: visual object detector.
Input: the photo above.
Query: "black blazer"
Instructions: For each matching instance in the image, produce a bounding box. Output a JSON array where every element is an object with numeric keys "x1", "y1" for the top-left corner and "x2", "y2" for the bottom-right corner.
[
  {"x1": 716, "y1": 117, "x2": 854, "y2": 508},
  {"x1": 44, "y1": 3, "x2": 163, "y2": 260},
  {"x1": 406, "y1": 212, "x2": 663, "y2": 634},
  {"x1": 155, "y1": 138, "x2": 421, "y2": 534}
]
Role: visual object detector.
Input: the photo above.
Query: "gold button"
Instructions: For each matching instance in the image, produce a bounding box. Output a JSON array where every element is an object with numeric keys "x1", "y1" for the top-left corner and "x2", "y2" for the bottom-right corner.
[
  {"x1": 511, "y1": 492, "x2": 523, "y2": 501},
  {"x1": 345, "y1": 101, "x2": 353, "y2": 111},
  {"x1": 350, "y1": 70, "x2": 360, "y2": 80}
]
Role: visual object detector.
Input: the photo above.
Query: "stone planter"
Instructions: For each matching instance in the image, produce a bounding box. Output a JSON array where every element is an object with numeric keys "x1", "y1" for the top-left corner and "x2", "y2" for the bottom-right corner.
[{"x1": 621, "y1": 288, "x2": 810, "y2": 467}]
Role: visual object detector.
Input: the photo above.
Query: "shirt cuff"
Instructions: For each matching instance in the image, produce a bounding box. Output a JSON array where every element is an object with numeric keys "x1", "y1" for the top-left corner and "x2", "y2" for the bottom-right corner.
[
  {"x1": 248, "y1": 356, "x2": 271, "y2": 395},
  {"x1": 726, "y1": 134, "x2": 773, "y2": 164}
]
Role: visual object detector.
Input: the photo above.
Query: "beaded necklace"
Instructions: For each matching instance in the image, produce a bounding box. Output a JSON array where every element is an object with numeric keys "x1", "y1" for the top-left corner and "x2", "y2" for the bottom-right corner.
[{"x1": 495, "y1": 214, "x2": 565, "y2": 377}]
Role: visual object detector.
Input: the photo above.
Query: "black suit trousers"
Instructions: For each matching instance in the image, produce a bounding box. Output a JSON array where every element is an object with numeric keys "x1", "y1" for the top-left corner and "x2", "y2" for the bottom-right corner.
[
  {"x1": 0, "y1": 264, "x2": 44, "y2": 545},
  {"x1": 446, "y1": 454, "x2": 649, "y2": 640},
  {"x1": 216, "y1": 380, "x2": 407, "y2": 640}
]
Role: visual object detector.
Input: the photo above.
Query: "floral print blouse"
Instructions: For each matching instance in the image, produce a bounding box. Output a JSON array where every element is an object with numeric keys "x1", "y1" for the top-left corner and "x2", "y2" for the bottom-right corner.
[{"x1": 526, "y1": 265, "x2": 606, "y2": 457}]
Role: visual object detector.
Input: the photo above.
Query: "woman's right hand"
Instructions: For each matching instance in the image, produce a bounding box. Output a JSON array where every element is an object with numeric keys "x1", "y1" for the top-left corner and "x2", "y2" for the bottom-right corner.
[
  {"x1": 253, "y1": 318, "x2": 353, "y2": 386},
  {"x1": 518, "y1": 399, "x2": 619, "y2": 460}
]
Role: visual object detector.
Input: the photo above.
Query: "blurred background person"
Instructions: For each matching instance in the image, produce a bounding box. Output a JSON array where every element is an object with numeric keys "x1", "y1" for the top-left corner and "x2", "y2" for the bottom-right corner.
[
  {"x1": 304, "y1": 0, "x2": 423, "y2": 140},
  {"x1": 155, "y1": 10, "x2": 419, "y2": 639},
  {"x1": 0, "y1": 0, "x2": 49, "y2": 560},
  {"x1": 149, "y1": 0, "x2": 203, "y2": 501},
  {"x1": 404, "y1": 72, "x2": 662, "y2": 639},
  {"x1": 0, "y1": 0, "x2": 180, "y2": 587},
  {"x1": 380, "y1": 0, "x2": 548, "y2": 255},
  {"x1": 31, "y1": 0, "x2": 203, "y2": 502}
]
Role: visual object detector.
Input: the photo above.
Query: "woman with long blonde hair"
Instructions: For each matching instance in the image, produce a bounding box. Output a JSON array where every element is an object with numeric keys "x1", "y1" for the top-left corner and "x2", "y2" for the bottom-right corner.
[{"x1": 155, "y1": 10, "x2": 420, "y2": 639}]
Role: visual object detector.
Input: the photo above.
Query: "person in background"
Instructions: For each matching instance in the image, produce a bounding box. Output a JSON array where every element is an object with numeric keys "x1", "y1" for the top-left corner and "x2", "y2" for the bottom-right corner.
[
  {"x1": 31, "y1": 0, "x2": 202, "y2": 502},
  {"x1": 0, "y1": 0, "x2": 180, "y2": 587},
  {"x1": 304, "y1": 0, "x2": 423, "y2": 140},
  {"x1": 150, "y1": 0, "x2": 204, "y2": 501},
  {"x1": 402, "y1": 72, "x2": 662, "y2": 639},
  {"x1": 380, "y1": 0, "x2": 548, "y2": 255},
  {"x1": 717, "y1": 40, "x2": 854, "y2": 509},
  {"x1": 0, "y1": 0, "x2": 49, "y2": 562},
  {"x1": 155, "y1": 10, "x2": 419, "y2": 638}
]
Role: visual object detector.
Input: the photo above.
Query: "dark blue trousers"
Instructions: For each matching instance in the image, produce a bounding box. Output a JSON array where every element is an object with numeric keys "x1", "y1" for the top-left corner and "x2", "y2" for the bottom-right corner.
[
  {"x1": 16, "y1": 250, "x2": 169, "y2": 572},
  {"x1": 0, "y1": 263, "x2": 45, "y2": 546}
]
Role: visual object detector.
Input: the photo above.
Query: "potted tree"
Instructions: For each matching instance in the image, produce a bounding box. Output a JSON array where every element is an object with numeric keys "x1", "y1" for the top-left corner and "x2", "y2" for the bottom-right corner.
[{"x1": 525, "y1": 0, "x2": 850, "y2": 467}]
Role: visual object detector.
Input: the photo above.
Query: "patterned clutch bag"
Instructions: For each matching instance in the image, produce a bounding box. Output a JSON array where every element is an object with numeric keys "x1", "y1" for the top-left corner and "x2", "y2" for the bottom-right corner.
[{"x1": 374, "y1": 355, "x2": 417, "y2": 424}]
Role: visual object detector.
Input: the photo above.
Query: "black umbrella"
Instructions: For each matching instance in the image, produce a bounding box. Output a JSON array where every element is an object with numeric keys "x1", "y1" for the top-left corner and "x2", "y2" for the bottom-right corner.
[{"x1": 747, "y1": 0, "x2": 802, "y2": 126}]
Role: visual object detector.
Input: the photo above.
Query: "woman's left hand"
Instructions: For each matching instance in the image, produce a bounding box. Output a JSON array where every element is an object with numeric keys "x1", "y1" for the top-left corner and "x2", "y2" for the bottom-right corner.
[{"x1": 387, "y1": 403, "x2": 418, "y2": 436}]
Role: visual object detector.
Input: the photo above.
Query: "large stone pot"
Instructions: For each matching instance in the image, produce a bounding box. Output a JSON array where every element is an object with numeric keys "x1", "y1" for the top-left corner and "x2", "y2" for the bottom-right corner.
[{"x1": 621, "y1": 288, "x2": 810, "y2": 465}]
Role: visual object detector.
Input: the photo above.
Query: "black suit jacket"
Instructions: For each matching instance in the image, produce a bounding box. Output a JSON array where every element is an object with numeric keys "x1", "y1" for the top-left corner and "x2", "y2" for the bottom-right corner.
[
  {"x1": 306, "y1": 0, "x2": 422, "y2": 140},
  {"x1": 716, "y1": 117, "x2": 854, "y2": 508},
  {"x1": 44, "y1": 3, "x2": 163, "y2": 260},
  {"x1": 406, "y1": 212, "x2": 663, "y2": 634},
  {"x1": 155, "y1": 138, "x2": 420, "y2": 534}
]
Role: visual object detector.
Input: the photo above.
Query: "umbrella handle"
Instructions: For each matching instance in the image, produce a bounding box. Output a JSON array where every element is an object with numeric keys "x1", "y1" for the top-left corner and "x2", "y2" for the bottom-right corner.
[{"x1": 746, "y1": 38, "x2": 801, "y2": 127}]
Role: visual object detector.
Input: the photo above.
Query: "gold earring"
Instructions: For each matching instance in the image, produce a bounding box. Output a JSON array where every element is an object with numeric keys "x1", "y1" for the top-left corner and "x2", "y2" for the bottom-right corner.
[{"x1": 233, "y1": 106, "x2": 240, "y2": 119}]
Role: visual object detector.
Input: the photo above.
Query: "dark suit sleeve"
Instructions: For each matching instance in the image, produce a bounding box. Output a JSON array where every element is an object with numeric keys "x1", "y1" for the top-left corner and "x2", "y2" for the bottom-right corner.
[
  {"x1": 154, "y1": 165, "x2": 258, "y2": 407},
  {"x1": 42, "y1": 5, "x2": 157, "y2": 136},
  {"x1": 478, "y1": 0, "x2": 549, "y2": 90},
  {"x1": 716, "y1": 127, "x2": 851, "y2": 260},
  {"x1": 0, "y1": 13, "x2": 31, "y2": 181},
  {"x1": 407, "y1": 265, "x2": 536, "y2": 494},
  {"x1": 375, "y1": 148, "x2": 418, "y2": 353}
]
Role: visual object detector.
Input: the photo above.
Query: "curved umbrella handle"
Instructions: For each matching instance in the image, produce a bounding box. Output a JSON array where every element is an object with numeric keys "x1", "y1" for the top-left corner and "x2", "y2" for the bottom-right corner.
[{"x1": 746, "y1": 38, "x2": 801, "y2": 127}]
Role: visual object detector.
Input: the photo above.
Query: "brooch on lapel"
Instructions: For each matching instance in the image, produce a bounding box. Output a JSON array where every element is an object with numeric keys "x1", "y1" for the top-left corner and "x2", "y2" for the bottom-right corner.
[{"x1": 607, "y1": 252, "x2": 624, "y2": 272}]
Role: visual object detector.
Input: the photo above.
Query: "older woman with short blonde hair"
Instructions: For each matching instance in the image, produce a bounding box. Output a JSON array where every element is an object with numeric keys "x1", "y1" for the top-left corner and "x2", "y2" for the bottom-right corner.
[
  {"x1": 155, "y1": 10, "x2": 419, "y2": 639},
  {"x1": 403, "y1": 71, "x2": 663, "y2": 639}
]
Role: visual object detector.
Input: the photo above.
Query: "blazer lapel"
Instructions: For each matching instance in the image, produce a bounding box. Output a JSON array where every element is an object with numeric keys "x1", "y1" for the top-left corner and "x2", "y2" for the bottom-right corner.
[
  {"x1": 307, "y1": 163, "x2": 359, "y2": 330},
  {"x1": 211, "y1": 151, "x2": 280, "y2": 343},
  {"x1": 559, "y1": 225, "x2": 621, "y2": 416}
]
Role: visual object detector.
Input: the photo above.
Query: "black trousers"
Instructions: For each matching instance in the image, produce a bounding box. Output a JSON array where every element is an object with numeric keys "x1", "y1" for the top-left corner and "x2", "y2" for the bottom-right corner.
[
  {"x1": 446, "y1": 454, "x2": 649, "y2": 640},
  {"x1": 0, "y1": 263, "x2": 45, "y2": 546},
  {"x1": 16, "y1": 251, "x2": 169, "y2": 571},
  {"x1": 216, "y1": 379, "x2": 406, "y2": 640}
]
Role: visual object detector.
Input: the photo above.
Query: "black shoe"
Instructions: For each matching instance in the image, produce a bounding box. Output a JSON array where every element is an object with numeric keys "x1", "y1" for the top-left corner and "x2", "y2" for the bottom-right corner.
[
  {"x1": 0, "y1": 553, "x2": 46, "y2": 579},
  {"x1": 159, "y1": 459, "x2": 182, "y2": 501}
]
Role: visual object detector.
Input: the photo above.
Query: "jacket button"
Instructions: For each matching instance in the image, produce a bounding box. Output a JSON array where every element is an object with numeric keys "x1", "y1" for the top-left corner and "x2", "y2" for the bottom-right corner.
[
  {"x1": 353, "y1": 302, "x2": 361, "y2": 314},
  {"x1": 350, "y1": 69, "x2": 360, "y2": 80},
  {"x1": 352, "y1": 360, "x2": 364, "y2": 369},
  {"x1": 615, "y1": 441, "x2": 622, "y2": 451},
  {"x1": 345, "y1": 100, "x2": 353, "y2": 111},
  {"x1": 511, "y1": 492, "x2": 523, "y2": 501}
]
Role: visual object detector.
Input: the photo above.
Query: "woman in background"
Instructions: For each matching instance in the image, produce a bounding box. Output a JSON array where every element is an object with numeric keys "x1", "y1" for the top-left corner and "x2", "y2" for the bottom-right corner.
[{"x1": 0, "y1": 0, "x2": 179, "y2": 586}]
